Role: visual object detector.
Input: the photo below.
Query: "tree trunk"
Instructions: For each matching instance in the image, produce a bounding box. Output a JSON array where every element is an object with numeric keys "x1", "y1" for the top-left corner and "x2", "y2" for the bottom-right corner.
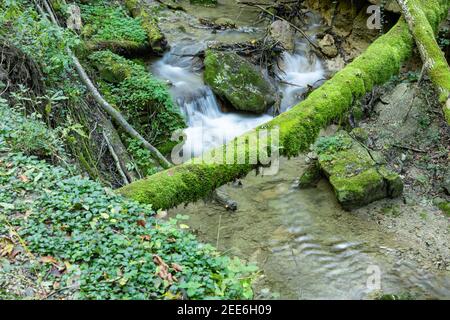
[
  {"x1": 118, "y1": 1, "x2": 450, "y2": 210},
  {"x1": 397, "y1": 0, "x2": 450, "y2": 123},
  {"x1": 99, "y1": 111, "x2": 139, "y2": 183}
]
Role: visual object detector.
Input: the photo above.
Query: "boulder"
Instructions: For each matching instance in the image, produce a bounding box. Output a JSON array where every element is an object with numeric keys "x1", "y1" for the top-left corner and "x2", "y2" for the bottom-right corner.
[
  {"x1": 203, "y1": 50, "x2": 277, "y2": 114},
  {"x1": 214, "y1": 18, "x2": 236, "y2": 29},
  {"x1": 318, "y1": 34, "x2": 338, "y2": 57},
  {"x1": 269, "y1": 20, "x2": 295, "y2": 52},
  {"x1": 367, "y1": 0, "x2": 401, "y2": 13},
  {"x1": 313, "y1": 131, "x2": 403, "y2": 210},
  {"x1": 298, "y1": 162, "x2": 322, "y2": 189}
]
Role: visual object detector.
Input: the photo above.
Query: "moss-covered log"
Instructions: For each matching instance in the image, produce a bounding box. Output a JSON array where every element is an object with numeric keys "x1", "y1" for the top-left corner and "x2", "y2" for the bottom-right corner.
[
  {"x1": 118, "y1": 1, "x2": 450, "y2": 209},
  {"x1": 397, "y1": 0, "x2": 450, "y2": 123}
]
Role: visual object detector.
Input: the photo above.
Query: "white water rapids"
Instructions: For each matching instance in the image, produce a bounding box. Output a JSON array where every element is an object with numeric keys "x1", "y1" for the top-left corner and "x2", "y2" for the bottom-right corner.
[{"x1": 151, "y1": 41, "x2": 325, "y2": 160}]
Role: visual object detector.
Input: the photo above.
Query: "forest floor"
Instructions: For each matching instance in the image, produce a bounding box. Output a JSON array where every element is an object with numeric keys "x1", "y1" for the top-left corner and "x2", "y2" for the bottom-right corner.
[{"x1": 353, "y1": 76, "x2": 450, "y2": 274}]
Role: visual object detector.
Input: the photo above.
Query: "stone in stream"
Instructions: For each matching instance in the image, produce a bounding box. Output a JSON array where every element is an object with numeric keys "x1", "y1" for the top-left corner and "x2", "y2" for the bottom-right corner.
[
  {"x1": 203, "y1": 50, "x2": 277, "y2": 114},
  {"x1": 298, "y1": 161, "x2": 322, "y2": 189},
  {"x1": 306, "y1": 130, "x2": 403, "y2": 210},
  {"x1": 269, "y1": 20, "x2": 295, "y2": 52},
  {"x1": 318, "y1": 34, "x2": 338, "y2": 58}
]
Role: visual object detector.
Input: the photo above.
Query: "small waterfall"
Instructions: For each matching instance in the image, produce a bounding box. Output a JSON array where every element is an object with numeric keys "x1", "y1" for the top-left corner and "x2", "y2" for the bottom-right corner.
[
  {"x1": 151, "y1": 40, "x2": 325, "y2": 160},
  {"x1": 152, "y1": 49, "x2": 272, "y2": 158},
  {"x1": 176, "y1": 87, "x2": 221, "y2": 126},
  {"x1": 276, "y1": 44, "x2": 325, "y2": 112}
]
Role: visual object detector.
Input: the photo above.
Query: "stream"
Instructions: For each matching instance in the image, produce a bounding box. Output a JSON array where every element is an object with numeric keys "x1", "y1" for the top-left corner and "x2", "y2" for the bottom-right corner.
[{"x1": 148, "y1": 1, "x2": 450, "y2": 299}]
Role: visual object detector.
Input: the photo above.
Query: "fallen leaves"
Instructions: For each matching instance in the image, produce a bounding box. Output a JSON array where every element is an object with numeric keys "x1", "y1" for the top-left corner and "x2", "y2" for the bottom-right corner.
[
  {"x1": 153, "y1": 255, "x2": 183, "y2": 284},
  {"x1": 18, "y1": 174, "x2": 29, "y2": 183},
  {"x1": 137, "y1": 219, "x2": 146, "y2": 227},
  {"x1": 0, "y1": 238, "x2": 14, "y2": 257},
  {"x1": 171, "y1": 263, "x2": 183, "y2": 272},
  {"x1": 40, "y1": 256, "x2": 67, "y2": 277}
]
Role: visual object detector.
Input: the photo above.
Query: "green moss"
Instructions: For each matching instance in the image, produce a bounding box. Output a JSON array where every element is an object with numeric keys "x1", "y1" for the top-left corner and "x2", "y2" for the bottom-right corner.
[
  {"x1": 88, "y1": 50, "x2": 133, "y2": 83},
  {"x1": 204, "y1": 50, "x2": 276, "y2": 114},
  {"x1": 124, "y1": 0, "x2": 166, "y2": 54},
  {"x1": 119, "y1": 3, "x2": 450, "y2": 209},
  {"x1": 313, "y1": 131, "x2": 403, "y2": 209},
  {"x1": 330, "y1": 168, "x2": 386, "y2": 209},
  {"x1": 298, "y1": 161, "x2": 322, "y2": 189},
  {"x1": 79, "y1": 0, "x2": 149, "y2": 53},
  {"x1": 438, "y1": 202, "x2": 450, "y2": 216},
  {"x1": 189, "y1": 0, "x2": 218, "y2": 7},
  {"x1": 401, "y1": 0, "x2": 450, "y2": 124}
]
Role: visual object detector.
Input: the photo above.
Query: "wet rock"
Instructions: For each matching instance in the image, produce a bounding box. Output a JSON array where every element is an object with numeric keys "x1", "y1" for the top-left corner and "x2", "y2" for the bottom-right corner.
[
  {"x1": 367, "y1": 0, "x2": 401, "y2": 13},
  {"x1": 203, "y1": 50, "x2": 277, "y2": 114},
  {"x1": 313, "y1": 131, "x2": 403, "y2": 210},
  {"x1": 350, "y1": 127, "x2": 369, "y2": 144},
  {"x1": 269, "y1": 20, "x2": 295, "y2": 52},
  {"x1": 214, "y1": 18, "x2": 236, "y2": 29},
  {"x1": 298, "y1": 161, "x2": 322, "y2": 189},
  {"x1": 318, "y1": 34, "x2": 338, "y2": 58}
]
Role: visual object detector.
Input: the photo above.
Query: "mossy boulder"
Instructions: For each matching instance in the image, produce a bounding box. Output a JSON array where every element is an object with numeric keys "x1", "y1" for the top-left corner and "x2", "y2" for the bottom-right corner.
[
  {"x1": 88, "y1": 51, "x2": 133, "y2": 83},
  {"x1": 298, "y1": 161, "x2": 322, "y2": 189},
  {"x1": 314, "y1": 131, "x2": 403, "y2": 210},
  {"x1": 204, "y1": 50, "x2": 276, "y2": 114}
]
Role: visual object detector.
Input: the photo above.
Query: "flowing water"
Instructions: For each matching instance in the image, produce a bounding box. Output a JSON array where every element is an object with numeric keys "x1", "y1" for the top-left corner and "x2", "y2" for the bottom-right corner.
[
  {"x1": 150, "y1": 2, "x2": 324, "y2": 156},
  {"x1": 150, "y1": 1, "x2": 450, "y2": 299},
  {"x1": 169, "y1": 157, "x2": 450, "y2": 299}
]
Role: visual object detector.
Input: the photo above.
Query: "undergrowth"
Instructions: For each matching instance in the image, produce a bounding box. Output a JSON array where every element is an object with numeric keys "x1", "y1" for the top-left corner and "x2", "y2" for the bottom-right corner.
[{"x1": 0, "y1": 100, "x2": 257, "y2": 299}]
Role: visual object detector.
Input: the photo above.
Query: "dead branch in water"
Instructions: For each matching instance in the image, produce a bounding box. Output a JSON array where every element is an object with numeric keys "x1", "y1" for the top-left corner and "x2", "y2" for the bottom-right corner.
[{"x1": 237, "y1": 1, "x2": 324, "y2": 58}]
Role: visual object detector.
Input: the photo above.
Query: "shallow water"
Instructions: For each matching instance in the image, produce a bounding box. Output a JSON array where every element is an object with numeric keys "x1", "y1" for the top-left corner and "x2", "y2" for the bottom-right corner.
[
  {"x1": 151, "y1": 2, "x2": 450, "y2": 299},
  {"x1": 169, "y1": 157, "x2": 450, "y2": 299}
]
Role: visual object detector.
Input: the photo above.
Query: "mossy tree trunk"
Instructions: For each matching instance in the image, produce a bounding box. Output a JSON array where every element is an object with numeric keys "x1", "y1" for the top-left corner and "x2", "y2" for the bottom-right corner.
[
  {"x1": 397, "y1": 0, "x2": 450, "y2": 123},
  {"x1": 118, "y1": 0, "x2": 450, "y2": 209}
]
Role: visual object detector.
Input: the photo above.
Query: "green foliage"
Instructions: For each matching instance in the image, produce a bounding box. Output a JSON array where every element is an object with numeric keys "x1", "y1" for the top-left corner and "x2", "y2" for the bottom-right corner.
[
  {"x1": 125, "y1": 137, "x2": 160, "y2": 176},
  {"x1": 89, "y1": 50, "x2": 186, "y2": 151},
  {"x1": 314, "y1": 135, "x2": 351, "y2": 155},
  {"x1": 0, "y1": 97, "x2": 65, "y2": 160},
  {"x1": 79, "y1": 0, "x2": 147, "y2": 45},
  {"x1": 0, "y1": 111, "x2": 256, "y2": 300},
  {"x1": 0, "y1": 0, "x2": 82, "y2": 85}
]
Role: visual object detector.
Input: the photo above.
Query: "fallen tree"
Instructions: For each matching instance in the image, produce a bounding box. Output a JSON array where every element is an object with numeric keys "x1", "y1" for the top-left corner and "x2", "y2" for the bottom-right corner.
[
  {"x1": 397, "y1": 0, "x2": 450, "y2": 123},
  {"x1": 118, "y1": 0, "x2": 450, "y2": 209}
]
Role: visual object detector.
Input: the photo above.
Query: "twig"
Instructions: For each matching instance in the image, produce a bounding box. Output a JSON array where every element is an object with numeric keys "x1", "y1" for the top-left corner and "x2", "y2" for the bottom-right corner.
[
  {"x1": 216, "y1": 214, "x2": 222, "y2": 250},
  {"x1": 103, "y1": 131, "x2": 130, "y2": 185},
  {"x1": 237, "y1": 1, "x2": 323, "y2": 57},
  {"x1": 392, "y1": 144, "x2": 427, "y2": 153}
]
